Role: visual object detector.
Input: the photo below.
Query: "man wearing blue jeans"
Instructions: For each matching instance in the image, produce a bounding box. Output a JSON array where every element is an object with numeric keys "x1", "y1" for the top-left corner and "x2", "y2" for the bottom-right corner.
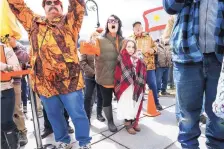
[
  {"x1": 41, "y1": 91, "x2": 91, "y2": 148},
  {"x1": 7, "y1": 0, "x2": 92, "y2": 148},
  {"x1": 163, "y1": 0, "x2": 224, "y2": 149}
]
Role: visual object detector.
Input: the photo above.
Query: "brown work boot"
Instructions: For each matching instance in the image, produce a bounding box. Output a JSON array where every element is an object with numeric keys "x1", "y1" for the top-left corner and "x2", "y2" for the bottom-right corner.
[{"x1": 124, "y1": 121, "x2": 136, "y2": 135}]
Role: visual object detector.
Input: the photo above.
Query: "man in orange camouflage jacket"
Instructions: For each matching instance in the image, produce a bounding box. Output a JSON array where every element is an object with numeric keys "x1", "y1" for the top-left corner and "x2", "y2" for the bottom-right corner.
[
  {"x1": 7, "y1": 0, "x2": 91, "y2": 148},
  {"x1": 131, "y1": 21, "x2": 163, "y2": 111}
]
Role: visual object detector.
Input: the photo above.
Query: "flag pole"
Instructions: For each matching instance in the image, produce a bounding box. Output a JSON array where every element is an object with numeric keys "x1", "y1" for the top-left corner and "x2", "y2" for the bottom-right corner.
[{"x1": 27, "y1": 75, "x2": 56, "y2": 149}]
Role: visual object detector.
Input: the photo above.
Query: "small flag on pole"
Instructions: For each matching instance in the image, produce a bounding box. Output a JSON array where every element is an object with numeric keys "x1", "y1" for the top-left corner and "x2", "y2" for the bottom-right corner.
[{"x1": 143, "y1": 7, "x2": 169, "y2": 32}]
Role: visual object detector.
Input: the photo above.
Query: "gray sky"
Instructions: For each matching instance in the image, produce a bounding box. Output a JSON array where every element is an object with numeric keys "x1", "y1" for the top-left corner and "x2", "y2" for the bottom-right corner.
[{"x1": 21, "y1": 0, "x2": 164, "y2": 41}]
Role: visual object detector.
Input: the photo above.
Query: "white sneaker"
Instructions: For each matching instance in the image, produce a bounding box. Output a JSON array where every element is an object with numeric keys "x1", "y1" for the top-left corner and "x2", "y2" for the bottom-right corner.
[
  {"x1": 58, "y1": 142, "x2": 73, "y2": 149},
  {"x1": 37, "y1": 111, "x2": 43, "y2": 118},
  {"x1": 79, "y1": 143, "x2": 91, "y2": 149}
]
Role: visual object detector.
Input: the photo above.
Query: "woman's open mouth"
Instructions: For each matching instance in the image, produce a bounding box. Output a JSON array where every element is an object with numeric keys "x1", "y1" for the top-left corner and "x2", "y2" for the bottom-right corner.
[{"x1": 112, "y1": 25, "x2": 115, "y2": 29}]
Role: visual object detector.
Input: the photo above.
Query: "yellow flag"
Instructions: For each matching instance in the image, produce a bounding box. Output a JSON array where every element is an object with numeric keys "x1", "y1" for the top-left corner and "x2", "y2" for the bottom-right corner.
[{"x1": 0, "y1": 0, "x2": 22, "y2": 41}]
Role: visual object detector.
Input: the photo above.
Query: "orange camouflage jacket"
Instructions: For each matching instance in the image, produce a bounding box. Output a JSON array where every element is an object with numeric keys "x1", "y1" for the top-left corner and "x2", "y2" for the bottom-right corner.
[
  {"x1": 7, "y1": 0, "x2": 85, "y2": 98},
  {"x1": 131, "y1": 34, "x2": 157, "y2": 70}
]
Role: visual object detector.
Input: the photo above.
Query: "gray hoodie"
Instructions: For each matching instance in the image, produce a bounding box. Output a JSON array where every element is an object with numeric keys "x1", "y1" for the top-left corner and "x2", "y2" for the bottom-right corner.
[{"x1": 199, "y1": 0, "x2": 218, "y2": 53}]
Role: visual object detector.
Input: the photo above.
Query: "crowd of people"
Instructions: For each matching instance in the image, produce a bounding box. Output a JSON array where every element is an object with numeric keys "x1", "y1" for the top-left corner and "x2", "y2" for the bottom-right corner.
[{"x1": 1, "y1": 0, "x2": 224, "y2": 149}]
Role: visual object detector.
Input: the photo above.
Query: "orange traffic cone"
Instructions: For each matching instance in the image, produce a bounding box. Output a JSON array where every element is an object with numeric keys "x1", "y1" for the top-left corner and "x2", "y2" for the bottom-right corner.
[{"x1": 144, "y1": 90, "x2": 161, "y2": 117}]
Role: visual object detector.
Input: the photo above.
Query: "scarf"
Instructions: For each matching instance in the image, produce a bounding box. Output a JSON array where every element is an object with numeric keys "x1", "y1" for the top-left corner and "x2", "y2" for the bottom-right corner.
[{"x1": 114, "y1": 49, "x2": 147, "y2": 102}]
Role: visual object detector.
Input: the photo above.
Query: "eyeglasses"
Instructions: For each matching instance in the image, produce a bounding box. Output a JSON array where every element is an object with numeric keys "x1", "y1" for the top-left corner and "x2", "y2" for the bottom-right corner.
[
  {"x1": 45, "y1": 0, "x2": 61, "y2": 6},
  {"x1": 107, "y1": 19, "x2": 119, "y2": 24}
]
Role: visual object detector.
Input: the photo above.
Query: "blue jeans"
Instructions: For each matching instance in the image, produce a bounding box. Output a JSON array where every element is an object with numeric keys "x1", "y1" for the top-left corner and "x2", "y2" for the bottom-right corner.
[
  {"x1": 174, "y1": 53, "x2": 224, "y2": 149},
  {"x1": 176, "y1": 95, "x2": 205, "y2": 121},
  {"x1": 156, "y1": 67, "x2": 169, "y2": 93},
  {"x1": 40, "y1": 90, "x2": 91, "y2": 147},
  {"x1": 146, "y1": 70, "x2": 159, "y2": 105}
]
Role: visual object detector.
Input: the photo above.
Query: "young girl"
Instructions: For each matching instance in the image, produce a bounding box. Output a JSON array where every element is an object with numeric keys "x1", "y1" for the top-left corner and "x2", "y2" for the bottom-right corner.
[{"x1": 114, "y1": 39, "x2": 147, "y2": 135}]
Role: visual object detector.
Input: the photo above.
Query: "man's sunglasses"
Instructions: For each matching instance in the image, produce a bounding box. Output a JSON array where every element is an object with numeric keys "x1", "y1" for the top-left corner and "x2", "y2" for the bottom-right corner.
[
  {"x1": 45, "y1": 0, "x2": 61, "y2": 6},
  {"x1": 108, "y1": 19, "x2": 119, "y2": 24}
]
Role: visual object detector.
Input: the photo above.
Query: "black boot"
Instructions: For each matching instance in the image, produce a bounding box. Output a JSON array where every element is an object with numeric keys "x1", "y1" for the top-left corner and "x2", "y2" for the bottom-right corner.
[
  {"x1": 1, "y1": 131, "x2": 9, "y2": 149},
  {"x1": 97, "y1": 114, "x2": 106, "y2": 122},
  {"x1": 3, "y1": 129, "x2": 20, "y2": 149},
  {"x1": 97, "y1": 106, "x2": 105, "y2": 122},
  {"x1": 103, "y1": 106, "x2": 117, "y2": 132},
  {"x1": 156, "y1": 103, "x2": 163, "y2": 111},
  {"x1": 41, "y1": 128, "x2": 53, "y2": 139}
]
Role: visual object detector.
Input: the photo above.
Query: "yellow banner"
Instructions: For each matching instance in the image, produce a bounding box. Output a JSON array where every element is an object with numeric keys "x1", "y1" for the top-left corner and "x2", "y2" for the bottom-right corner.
[{"x1": 0, "y1": 0, "x2": 22, "y2": 41}]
